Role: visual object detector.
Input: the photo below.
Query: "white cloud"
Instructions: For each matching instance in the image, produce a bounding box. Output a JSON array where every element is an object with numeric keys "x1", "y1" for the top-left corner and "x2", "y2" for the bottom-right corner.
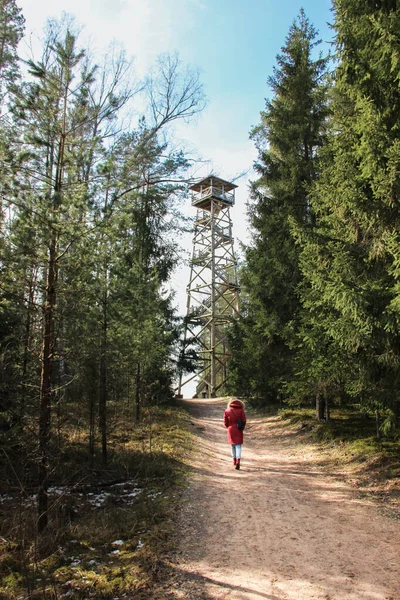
[{"x1": 20, "y1": 0, "x2": 203, "y2": 75}]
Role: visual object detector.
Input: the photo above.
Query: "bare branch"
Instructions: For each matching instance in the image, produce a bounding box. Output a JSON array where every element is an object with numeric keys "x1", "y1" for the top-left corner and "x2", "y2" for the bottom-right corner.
[{"x1": 146, "y1": 52, "x2": 206, "y2": 136}]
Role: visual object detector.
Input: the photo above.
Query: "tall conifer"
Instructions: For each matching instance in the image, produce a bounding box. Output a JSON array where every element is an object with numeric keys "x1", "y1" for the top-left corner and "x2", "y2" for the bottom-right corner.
[
  {"x1": 230, "y1": 11, "x2": 329, "y2": 402},
  {"x1": 297, "y1": 0, "x2": 400, "y2": 427}
]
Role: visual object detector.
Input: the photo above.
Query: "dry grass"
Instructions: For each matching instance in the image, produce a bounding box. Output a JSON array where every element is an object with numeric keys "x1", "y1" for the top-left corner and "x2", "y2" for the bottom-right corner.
[
  {"x1": 0, "y1": 402, "x2": 194, "y2": 599},
  {"x1": 279, "y1": 405, "x2": 400, "y2": 514}
]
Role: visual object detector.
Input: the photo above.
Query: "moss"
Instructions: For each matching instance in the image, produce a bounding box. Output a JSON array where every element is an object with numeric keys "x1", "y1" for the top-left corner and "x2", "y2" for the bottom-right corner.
[{"x1": 1, "y1": 571, "x2": 23, "y2": 590}]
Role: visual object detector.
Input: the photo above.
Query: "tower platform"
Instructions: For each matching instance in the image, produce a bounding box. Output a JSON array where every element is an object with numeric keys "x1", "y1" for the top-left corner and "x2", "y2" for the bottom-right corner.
[{"x1": 190, "y1": 176, "x2": 237, "y2": 212}]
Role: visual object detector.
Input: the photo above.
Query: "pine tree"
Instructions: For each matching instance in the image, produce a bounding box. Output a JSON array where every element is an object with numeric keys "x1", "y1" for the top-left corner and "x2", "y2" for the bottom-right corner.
[
  {"x1": 7, "y1": 20, "x2": 135, "y2": 529},
  {"x1": 231, "y1": 10, "x2": 329, "y2": 403},
  {"x1": 297, "y1": 0, "x2": 400, "y2": 428},
  {"x1": 17, "y1": 26, "x2": 102, "y2": 531}
]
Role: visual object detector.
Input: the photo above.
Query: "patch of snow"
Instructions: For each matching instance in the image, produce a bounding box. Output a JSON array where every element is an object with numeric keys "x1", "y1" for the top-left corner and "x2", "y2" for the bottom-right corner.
[
  {"x1": 0, "y1": 495, "x2": 13, "y2": 503},
  {"x1": 84, "y1": 491, "x2": 114, "y2": 509},
  {"x1": 48, "y1": 487, "x2": 64, "y2": 495},
  {"x1": 147, "y1": 491, "x2": 163, "y2": 499},
  {"x1": 23, "y1": 494, "x2": 37, "y2": 505},
  {"x1": 112, "y1": 539, "x2": 124, "y2": 546}
]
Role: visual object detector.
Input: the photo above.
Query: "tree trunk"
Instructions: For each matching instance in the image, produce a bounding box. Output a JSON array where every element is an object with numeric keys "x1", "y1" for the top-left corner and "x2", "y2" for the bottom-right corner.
[
  {"x1": 21, "y1": 266, "x2": 35, "y2": 420},
  {"x1": 99, "y1": 294, "x2": 108, "y2": 465},
  {"x1": 38, "y1": 237, "x2": 57, "y2": 533},
  {"x1": 376, "y1": 410, "x2": 381, "y2": 440},
  {"x1": 21, "y1": 305, "x2": 31, "y2": 420},
  {"x1": 136, "y1": 362, "x2": 141, "y2": 422},
  {"x1": 316, "y1": 392, "x2": 325, "y2": 421},
  {"x1": 89, "y1": 390, "x2": 95, "y2": 461}
]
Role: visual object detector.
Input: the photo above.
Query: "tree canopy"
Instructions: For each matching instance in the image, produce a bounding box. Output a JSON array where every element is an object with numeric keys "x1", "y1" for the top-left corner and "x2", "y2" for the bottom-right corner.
[{"x1": 0, "y1": 9, "x2": 205, "y2": 532}]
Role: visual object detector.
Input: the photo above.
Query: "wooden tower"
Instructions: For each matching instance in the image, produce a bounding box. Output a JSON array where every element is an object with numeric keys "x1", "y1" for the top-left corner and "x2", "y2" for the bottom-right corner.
[{"x1": 178, "y1": 176, "x2": 240, "y2": 397}]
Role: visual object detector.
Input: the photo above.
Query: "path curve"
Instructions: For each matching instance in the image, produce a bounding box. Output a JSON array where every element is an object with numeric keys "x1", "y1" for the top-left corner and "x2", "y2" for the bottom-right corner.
[{"x1": 160, "y1": 397, "x2": 400, "y2": 600}]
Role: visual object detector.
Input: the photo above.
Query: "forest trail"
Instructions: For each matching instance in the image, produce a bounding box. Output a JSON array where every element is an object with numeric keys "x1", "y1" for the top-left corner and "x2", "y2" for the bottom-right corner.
[{"x1": 158, "y1": 397, "x2": 400, "y2": 600}]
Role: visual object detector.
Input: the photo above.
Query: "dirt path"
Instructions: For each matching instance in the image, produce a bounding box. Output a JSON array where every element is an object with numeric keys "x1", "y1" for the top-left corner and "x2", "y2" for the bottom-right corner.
[{"x1": 159, "y1": 397, "x2": 400, "y2": 600}]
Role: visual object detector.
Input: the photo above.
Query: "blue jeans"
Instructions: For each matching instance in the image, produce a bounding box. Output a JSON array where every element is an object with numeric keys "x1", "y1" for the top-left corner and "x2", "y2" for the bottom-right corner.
[{"x1": 231, "y1": 444, "x2": 242, "y2": 459}]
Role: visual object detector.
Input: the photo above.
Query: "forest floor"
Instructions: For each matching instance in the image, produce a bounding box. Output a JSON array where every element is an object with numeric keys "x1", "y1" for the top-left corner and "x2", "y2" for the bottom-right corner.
[{"x1": 153, "y1": 397, "x2": 400, "y2": 600}]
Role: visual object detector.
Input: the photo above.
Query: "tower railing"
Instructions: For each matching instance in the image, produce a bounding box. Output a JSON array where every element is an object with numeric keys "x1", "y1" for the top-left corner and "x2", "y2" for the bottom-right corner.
[{"x1": 191, "y1": 185, "x2": 235, "y2": 206}]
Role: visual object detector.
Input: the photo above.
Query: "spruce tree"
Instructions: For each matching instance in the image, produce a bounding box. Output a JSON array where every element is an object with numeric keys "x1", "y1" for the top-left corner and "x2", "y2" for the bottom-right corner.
[
  {"x1": 296, "y1": 0, "x2": 400, "y2": 427},
  {"x1": 231, "y1": 10, "x2": 329, "y2": 403}
]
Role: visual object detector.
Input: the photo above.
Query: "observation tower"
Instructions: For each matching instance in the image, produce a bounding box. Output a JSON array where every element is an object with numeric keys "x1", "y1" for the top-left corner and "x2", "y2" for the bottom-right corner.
[{"x1": 177, "y1": 176, "x2": 240, "y2": 398}]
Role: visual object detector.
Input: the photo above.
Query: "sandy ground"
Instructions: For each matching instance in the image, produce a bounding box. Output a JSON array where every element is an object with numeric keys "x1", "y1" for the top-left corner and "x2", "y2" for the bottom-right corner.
[{"x1": 157, "y1": 397, "x2": 400, "y2": 600}]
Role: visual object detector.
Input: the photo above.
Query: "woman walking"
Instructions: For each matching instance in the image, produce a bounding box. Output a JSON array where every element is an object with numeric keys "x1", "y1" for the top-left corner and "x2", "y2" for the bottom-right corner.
[{"x1": 224, "y1": 398, "x2": 246, "y2": 470}]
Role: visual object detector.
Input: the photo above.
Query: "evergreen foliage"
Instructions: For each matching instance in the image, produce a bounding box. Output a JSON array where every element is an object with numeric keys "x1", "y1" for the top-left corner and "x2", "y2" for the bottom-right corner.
[
  {"x1": 295, "y1": 0, "x2": 400, "y2": 428},
  {"x1": 0, "y1": 0, "x2": 24, "y2": 105},
  {"x1": 229, "y1": 10, "x2": 329, "y2": 403},
  {"x1": 231, "y1": 0, "x2": 400, "y2": 435}
]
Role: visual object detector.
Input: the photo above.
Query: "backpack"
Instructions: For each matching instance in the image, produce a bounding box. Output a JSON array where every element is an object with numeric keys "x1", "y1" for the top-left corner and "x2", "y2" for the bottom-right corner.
[
  {"x1": 231, "y1": 407, "x2": 245, "y2": 430},
  {"x1": 236, "y1": 417, "x2": 245, "y2": 431}
]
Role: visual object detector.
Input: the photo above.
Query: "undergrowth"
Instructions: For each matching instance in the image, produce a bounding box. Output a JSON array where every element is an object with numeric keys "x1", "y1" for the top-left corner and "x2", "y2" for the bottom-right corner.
[{"x1": 0, "y1": 402, "x2": 193, "y2": 599}]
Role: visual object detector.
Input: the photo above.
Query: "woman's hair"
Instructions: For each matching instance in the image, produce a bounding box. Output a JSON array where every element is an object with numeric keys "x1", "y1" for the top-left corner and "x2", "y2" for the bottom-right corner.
[{"x1": 227, "y1": 398, "x2": 245, "y2": 409}]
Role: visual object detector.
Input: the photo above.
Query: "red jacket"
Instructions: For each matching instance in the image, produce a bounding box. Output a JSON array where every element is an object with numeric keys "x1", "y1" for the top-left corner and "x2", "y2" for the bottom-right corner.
[{"x1": 224, "y1": 400, "x2": 246, "y2": 445}]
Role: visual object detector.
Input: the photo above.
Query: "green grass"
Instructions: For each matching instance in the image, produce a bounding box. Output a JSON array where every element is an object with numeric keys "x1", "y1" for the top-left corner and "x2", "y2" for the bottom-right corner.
[{"x1": 0, "y1": 403, "x2": 194, "y2": 600}]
